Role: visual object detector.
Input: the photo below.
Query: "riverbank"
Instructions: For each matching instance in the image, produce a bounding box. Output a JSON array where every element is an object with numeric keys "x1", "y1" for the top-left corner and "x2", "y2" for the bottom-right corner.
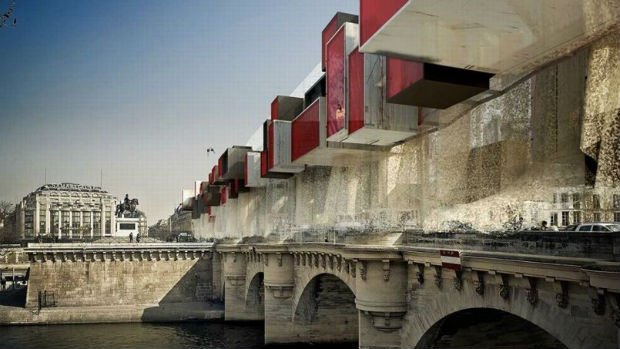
[{"x1": 0, "y1": 302, "x2": 224, "y2": 325}]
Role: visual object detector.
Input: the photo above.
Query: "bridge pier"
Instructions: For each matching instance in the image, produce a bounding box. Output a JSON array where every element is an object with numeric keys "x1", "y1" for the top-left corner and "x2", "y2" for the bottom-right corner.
[
  {"x1": 222, "y1": 251, "x2": 251, "y2": 320},
  {"x1": 263, "y1": 252, "x2": 297, "y2": 343},
  {"x1": 355, "y1": 260, "x2": 407, "y2": 349}
]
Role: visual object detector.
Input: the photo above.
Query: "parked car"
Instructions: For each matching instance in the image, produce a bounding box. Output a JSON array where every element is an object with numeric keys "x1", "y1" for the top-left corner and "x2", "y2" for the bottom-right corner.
[{"x1": 572, "y1": 223, "x2": 620, "y2": 232}]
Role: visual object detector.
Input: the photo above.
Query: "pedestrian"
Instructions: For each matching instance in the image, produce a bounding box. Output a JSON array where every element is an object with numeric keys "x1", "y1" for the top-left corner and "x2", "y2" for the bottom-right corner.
[
  {"x1": 541, "y1": 220, "x2": 549, "y2": 230},
  {"x1": 136, "y1": 232, "x2": 141, "y2": 243},
  {"x1": 129, "y1": 232, "x2": 133, "y2": 243}
]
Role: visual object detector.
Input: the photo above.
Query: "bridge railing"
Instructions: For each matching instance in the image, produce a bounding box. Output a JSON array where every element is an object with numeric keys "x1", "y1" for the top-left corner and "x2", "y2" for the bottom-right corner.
[{"x1": 402, "y1": 230, "x2": 620, "y2": 260}]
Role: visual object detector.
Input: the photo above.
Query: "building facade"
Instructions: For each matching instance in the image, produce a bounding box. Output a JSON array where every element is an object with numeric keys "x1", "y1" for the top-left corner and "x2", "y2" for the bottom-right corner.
[{"x1": 17, "y1": 183, "x2": 118, "y2": 240}]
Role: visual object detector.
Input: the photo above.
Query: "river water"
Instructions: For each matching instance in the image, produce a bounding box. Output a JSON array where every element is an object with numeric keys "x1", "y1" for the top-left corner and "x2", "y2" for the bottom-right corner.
[{"x1": 0, "y1": 322, "x2": 357, "y2": 349}]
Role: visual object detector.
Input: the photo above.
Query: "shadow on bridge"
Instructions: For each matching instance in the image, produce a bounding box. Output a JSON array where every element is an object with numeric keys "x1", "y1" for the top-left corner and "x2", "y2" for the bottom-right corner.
[
  {"x1": 416, "y1": 308, "x2": 569, "y2": 349},
  {"x1": 141, "y1": 258, "x2": 223, "y2": 322}
]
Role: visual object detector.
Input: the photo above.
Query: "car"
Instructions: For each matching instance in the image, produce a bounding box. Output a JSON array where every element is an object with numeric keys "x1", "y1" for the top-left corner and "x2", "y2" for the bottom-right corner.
[{"x1": 572, "y1": 223, "x2": 620, "y2": 232}]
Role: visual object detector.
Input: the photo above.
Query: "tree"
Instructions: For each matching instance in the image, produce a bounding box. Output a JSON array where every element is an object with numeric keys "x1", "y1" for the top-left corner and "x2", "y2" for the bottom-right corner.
[
  {"x1": 0, "y1": 200, "x2": 19, "y2": 243},
  {"x1": 0, "y1": 0, "x2": 16, "y2": 28}
]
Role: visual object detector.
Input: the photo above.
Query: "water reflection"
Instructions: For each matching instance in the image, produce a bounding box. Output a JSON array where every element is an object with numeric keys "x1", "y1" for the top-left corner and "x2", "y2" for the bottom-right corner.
[
  {"x1": 0, "y1": 322, "x2": 264, "y2": 349},
  {"x1": 0, "y1": 322, "x2": 357, "y2": 349}
]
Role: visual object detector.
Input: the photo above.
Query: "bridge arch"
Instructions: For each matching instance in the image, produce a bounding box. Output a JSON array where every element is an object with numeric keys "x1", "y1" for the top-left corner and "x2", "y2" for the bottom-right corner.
[
  {"x1": 292, "y1": 267, "x2": 356, "y2": 319},
  {"x1": 292, "y1": 272, "x2": 358, "y2": 343},
  {"x1": 245, "y1": 271, "x2": 264, "y2": 307},
  {"x1": 415, "y1": 308, "x2": 568, "y2": 349},
  {"x1": 403, "y1": 282, "x2": 616, "y2": 349}
]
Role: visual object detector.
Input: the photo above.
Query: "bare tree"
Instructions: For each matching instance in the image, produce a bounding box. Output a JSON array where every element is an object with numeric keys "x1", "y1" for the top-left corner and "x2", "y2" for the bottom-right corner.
[
  {"x1": 0, "y1": 0, "x2": 16, "y2": 28},
  {"x1": 0, "y1": 201, "x2": 14, "y2": 221},
  {"x1": 0, "y1": 200, "x2": 19, "y2": 243}
]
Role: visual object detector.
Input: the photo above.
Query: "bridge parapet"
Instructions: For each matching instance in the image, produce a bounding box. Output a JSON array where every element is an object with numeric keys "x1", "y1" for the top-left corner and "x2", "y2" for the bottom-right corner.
[{"x1": 25, "y1": 243, "x2": 214, "y2": 263}]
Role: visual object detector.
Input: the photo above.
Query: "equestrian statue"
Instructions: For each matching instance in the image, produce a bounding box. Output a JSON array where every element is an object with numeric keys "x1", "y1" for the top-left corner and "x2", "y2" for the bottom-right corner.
[{"x1": 116, "y1": 194, "x2": 140, "y2": 218}]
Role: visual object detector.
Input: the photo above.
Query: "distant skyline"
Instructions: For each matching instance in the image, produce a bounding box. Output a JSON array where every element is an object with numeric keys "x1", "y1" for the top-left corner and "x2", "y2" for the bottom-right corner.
[{"x1": 0, "y1": 1, "x2": 357, "y2": 221}]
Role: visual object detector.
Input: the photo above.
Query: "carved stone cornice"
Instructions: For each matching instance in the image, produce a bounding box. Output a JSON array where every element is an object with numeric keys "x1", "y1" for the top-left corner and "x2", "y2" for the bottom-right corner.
[{"x1": 264, "y1": 283, "x2": 294, "y2": 299}]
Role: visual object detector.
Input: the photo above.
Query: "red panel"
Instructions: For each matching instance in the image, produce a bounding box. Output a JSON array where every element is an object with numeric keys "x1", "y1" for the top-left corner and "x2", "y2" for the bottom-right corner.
[
  {"x1": 348, "y1": 48, "x2": 364, "y2": 134},
  {"x1": 291, "y1": 100, "x2": 320, "y2": 161},
  {"x1": 268, "y1": 122, "x2": 274, "y2": 169},
  {"x1": 260, "y1": 151, "x2": 268, "y2": 177},
  {"x1": 322, "y1": 15, "x2": 341, "y2": 71},
  {"x1": 209, "y1": 166, "x2": 217, "y2": 184},
  {"x1": 360, "y1": 0, "x2": 407, "y2": 47},
  {"x1": 386, "y1": 57, "x2": 424, "y2": 100},
  {"x1": 271, "y1": 97, "x2": 279, "y2": 120},
  {"x1": 220, "y1": 186, "x2": 227, "y2": 205},
  {"x1": 326, "y1": 26, "x2": 345, "y2": 138}
]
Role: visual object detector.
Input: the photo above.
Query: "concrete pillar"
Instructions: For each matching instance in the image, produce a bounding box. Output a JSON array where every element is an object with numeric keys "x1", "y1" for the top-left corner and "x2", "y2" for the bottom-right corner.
[
  {"x1": 58, "y1": 210, "x2": 62, "y2": 239},
  {"x1": 355, "y1": 260, "x2": 407, "y2": 349},
  {"x1": 111, "y1": 208, "x2": 116, "y2": 236},
  {"x1": 100, "y1": 200, "x2": 105, "y2": 237},
  {"x1": 68, "y1": 210, "x2": 73, "y2": 239},
  {"x1": 34, "y1": 200, "x2": 40, "y2": 235},
  {"x1": 45, "y1": 204, "x2": 50, "y2": 234},
  {"x1": 263, "y1": 253, "x2": 295, "y2": 344},
  {"x1": 222, "y1": 251, "x2": 249, "y2": 320}
]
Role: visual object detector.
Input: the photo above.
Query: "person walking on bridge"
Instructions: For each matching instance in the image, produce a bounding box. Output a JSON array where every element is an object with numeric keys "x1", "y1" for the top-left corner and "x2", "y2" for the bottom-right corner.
[{"x1": 129, "y1": 232, "x2": 133, "y2": 243}]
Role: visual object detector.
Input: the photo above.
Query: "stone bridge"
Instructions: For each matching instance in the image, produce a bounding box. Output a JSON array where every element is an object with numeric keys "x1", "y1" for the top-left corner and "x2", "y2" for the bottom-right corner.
[{"x1": 216, "y1": 242, "x2": 620, "y2": 349}]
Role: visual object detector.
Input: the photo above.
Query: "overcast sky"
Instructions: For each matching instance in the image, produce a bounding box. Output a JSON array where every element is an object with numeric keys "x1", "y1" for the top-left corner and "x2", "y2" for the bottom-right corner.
[{"x1": 0, "y1": 0, "x2": 357, "y2": 222}]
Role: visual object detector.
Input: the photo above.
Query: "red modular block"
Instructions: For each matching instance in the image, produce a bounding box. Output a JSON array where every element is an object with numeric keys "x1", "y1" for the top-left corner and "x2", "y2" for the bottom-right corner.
[
  {"x1": 220, "y1": 186, "x2": 227, "y2": 205},
  {"x1": 348, "y1": 48, "x2": 364, "y2": 134},
  {"x1": 291, "y1": 99, "x2": 320, "y2": 161},
  {"x1": 326, "y1": 26, "x2": 345, "y2": 138},
  {"x1": 260, "y1": 151, "x2": 268, "y2": 177},
  {"x1": 386, "y1": 57, "x2": 424, "y2": 101},
  {"x1": 268, "y1": 122, "x2": 274, "y2": 169},
  {"x1": 271, "y1": 97, "x2": 278, "y2": 120},
  {"x1": 209, "y1": 166, "x2": 217, "y2": 184},
  {"x1": 322, "y1": 17, "x2": 340, "y2": 72},
  {"x1": 322, "y1": 13, "x2": 358, "y2": 71},
  {"x1": 360, "y1": 0, "x2": 407, "y2": 47},
  {"x1": 229, "y1": 181, "x2": 238, "y2": 199}
]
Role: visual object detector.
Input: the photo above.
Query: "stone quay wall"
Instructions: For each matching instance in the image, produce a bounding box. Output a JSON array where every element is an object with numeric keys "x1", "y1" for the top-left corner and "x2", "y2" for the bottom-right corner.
[{"x1": 24, "y1": 243, "x2": 215, "y2": 310}]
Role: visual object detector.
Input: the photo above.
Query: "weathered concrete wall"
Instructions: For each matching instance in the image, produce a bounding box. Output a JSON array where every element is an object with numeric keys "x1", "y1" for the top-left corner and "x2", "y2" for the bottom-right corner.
[
  {"x1": 193, "y1": 36, "x2": 620, "y2": 240},
  {"x1": 26, "y1": 257, "x2": 212, "y2": 308}
]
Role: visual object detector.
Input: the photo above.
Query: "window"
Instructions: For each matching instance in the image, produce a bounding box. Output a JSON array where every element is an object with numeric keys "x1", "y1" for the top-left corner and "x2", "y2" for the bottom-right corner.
[
  {"x1": 593, "y1": 194, "x2": 601, "y2": 209},
  {"x1": 592, "y1": 225, "x2": 609, "y2": 232},
  {"x1": 578, "y1": 225, "x2": 591, "y2": 232},
  {"x1": 560, "y1": 193, "x2": 569, "y2": 203},
  {"x1": 119, "y1": 223, "x2": 136, "y2": 230},
  {"x1": 614, "y1": 212, "x2": 620, "y2": 223},
  {"x1": 593, "y1": 212, "x2": 601, "y2": 222},
  {"x1": 573, "y1": 193, "x2": 581, "y2": 209},
  {"x1": 614, "y1": 195, "x2": 620, "y2": 209},
  {"x1": 561, "y1": 211, "x2": 569, "y2": 226},
  {"x1": 550, "y1": 213, "x2": 558, "y2": 226},
  {"x1": 552, "y1": 193, "x2": 558, "y2": 204},
  {"x1": 574, "y1": 211, "x2": 581, "y2": 224}
]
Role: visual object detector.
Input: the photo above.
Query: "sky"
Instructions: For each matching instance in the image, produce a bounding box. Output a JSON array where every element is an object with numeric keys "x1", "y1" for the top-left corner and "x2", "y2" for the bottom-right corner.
[{"x1": 0, "y1": 0, "x2": 358, "y2": 222}]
